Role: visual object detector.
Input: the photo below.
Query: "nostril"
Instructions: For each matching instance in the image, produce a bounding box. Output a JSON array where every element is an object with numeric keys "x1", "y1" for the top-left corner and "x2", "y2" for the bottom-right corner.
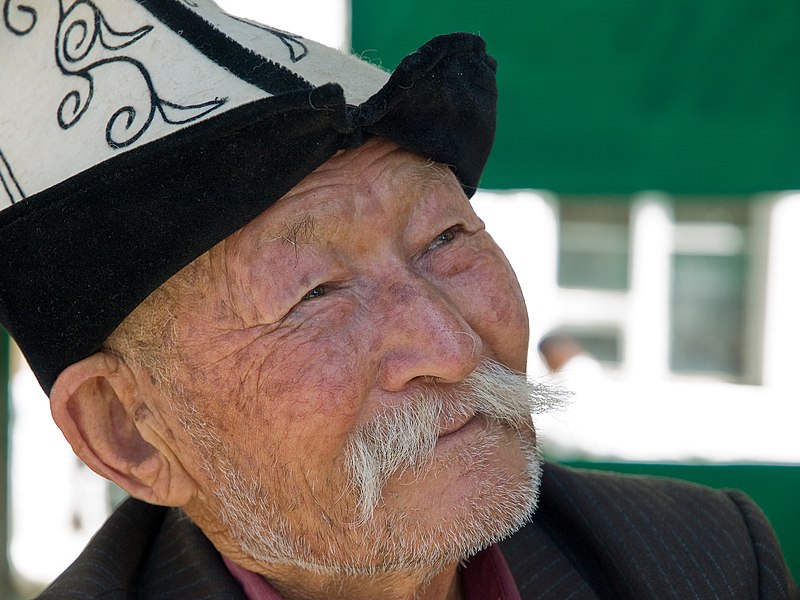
[
  {"x1": 417, "y1": 374, "x2": 443, "y2": 385},
  {"x1": 454, "y1": 330, "x2": 480, "y2": 357}
]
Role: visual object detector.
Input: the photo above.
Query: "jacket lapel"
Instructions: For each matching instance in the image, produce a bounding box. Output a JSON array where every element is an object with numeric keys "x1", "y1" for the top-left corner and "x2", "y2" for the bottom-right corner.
[{"x1": 139, "y1": 506, "x2": 247, "y2": 600}]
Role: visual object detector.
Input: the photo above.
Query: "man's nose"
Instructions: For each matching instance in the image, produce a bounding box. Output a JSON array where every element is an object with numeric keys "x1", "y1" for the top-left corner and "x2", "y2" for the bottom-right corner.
[{"x1": 375, "y1": 273, "x2": 483, "y2": 391}]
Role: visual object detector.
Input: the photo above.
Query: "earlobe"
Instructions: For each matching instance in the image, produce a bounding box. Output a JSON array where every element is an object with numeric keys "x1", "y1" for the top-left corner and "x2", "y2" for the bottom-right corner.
[{"x1": 49, "y1": 352, "x2": 197, "y2": 507}]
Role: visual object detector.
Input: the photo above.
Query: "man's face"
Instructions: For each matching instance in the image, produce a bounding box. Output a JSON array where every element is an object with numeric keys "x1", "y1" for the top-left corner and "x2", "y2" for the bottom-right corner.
[{"x1": 156, "y1": 139, "x2": 541, "y2": 576}]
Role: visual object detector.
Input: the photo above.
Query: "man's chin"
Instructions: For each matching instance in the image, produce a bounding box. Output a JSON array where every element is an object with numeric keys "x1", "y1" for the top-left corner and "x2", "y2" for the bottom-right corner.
[
  {"x1": 363, "y1": 420, "x2": 541, "y2": 566},
  {"x1": 204, "y1": 422, "x2": 541, "y2": 579}
]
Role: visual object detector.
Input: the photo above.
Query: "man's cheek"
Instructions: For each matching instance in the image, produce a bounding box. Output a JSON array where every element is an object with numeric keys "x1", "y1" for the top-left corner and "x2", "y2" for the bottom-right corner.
[
  {"x1": 451, "y1": 257, "x2": 526, "y2": 325},
  {"x1": 247, "y1": 332, "x2": 367, "y2": 437},
  {"x1": 451, "y1": 262, "x2": 529, "y2": 369}
]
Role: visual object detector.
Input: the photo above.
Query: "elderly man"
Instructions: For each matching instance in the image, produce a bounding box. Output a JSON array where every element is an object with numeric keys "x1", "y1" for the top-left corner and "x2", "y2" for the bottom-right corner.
[{"x1": 1, "y1": 1, "x2": 796, "y2": 599}]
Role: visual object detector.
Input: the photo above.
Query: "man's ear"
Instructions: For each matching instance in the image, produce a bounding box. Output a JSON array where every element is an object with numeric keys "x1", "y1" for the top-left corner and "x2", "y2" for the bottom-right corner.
[{"x1": 49, "y1": 352, "x2": 197, "y2": 507}]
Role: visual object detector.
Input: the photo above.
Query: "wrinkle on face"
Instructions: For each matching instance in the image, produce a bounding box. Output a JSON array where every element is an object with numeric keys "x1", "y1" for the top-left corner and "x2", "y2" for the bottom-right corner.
[{"x1": 142, "y1": 138, "x2": 536, "y2": 594}]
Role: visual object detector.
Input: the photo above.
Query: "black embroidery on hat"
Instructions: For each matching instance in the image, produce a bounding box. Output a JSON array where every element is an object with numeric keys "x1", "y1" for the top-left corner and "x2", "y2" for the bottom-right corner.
[
  {"x1": 2, "y1": 0, "x2": 228, "y2": 150},
  {"x1": 0, "y1": 149, "x2": 25, "y2": 205},
  {"x1": 226, "y1": 15, "x2": 308, "y2": 63},
  {"x1": 57, "y1": 1, "x2": 229, "y2": 148},
  {"x1": 2, "y1": 0, "x2": 35, "y2": 35}
]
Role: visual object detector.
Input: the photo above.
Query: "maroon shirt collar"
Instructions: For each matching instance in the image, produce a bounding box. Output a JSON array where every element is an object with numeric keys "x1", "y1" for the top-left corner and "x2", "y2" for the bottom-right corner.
[{"x1": 462, "y1": 543, "x2": 522, "y2": 600}]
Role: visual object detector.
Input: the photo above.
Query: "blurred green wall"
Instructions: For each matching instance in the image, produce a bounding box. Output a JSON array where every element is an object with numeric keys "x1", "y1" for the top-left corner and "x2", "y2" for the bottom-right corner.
[
  {"x1": 352, "y1": 0, "x2": 800, "y2": 194},
  {"x1": 0, "y1": 330, "x2": 17, "y2": 599}
]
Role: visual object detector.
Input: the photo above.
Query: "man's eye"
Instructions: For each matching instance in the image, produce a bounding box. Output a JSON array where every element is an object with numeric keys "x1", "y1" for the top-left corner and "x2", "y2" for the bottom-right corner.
[
  {"x1": 302, "y1": 285, "x2": 326, "y2": 301},
  {"x1": 428, "y1": 227, "x2": 458, "y2": 250}
]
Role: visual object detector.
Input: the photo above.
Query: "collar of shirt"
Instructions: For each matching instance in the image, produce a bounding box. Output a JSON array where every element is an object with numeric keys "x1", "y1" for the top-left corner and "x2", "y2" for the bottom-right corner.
[
  {"x1": 461, "y1": 544, "x2": 522, "y2": 600},
  {"x1": 223, "y1": 545, "x2": 521, "y2": 600},
  {"x1": 222, "y1": 555, "x2": 283, "y2": 600}
]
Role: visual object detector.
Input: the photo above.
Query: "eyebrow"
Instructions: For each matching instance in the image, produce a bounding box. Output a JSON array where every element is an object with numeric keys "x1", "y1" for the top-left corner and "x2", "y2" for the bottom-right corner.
[
  {"x1": 260, "y1": 160, "x2": 454, "y2": 250},
  {"x1": 272, "y1": 212, "x2": 317, "y2": 248},
  {"x1": 411, "y1": 160, "x2": 451, "y2": 189}
]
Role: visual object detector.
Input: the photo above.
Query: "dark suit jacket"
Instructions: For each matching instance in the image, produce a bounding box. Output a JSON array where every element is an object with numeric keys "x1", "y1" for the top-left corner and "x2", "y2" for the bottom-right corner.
[{"x1": 37, "y1": 464, "x2": 798, "y2": 599}]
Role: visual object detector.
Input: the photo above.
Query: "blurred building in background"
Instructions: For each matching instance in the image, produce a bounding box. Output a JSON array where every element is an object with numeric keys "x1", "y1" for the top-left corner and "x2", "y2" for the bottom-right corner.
[
  {"x1": 2, "y1": 0, "x2": 799, "y2": 596},
  {"x1": 473, "y1": 190, "x2": 799, "y2": 463}
]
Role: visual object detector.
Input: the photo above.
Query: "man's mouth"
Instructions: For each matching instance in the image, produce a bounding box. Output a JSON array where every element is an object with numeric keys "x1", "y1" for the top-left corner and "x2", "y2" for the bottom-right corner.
[{"x1": 436, "y1": 412, "x2": 481, "y2": 444}]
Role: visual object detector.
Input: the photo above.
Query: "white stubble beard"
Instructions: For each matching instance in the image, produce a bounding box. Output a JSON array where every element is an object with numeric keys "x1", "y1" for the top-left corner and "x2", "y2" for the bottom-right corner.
[{"x1": 178, "y1": 358, "x2": 568, "y2": 577}]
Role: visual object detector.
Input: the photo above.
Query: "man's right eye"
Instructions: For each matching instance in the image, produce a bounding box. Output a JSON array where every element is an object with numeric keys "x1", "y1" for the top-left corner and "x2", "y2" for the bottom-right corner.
[
  {"x1": 302, "y1": 285, "x2": 326, "y2": 301},
  {"x1": 427, "y1": 225, "x2": 463, "y2": 251}
]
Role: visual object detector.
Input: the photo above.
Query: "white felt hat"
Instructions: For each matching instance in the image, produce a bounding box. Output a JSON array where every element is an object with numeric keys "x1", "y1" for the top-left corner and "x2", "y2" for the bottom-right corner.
[{"x1": 0, "y1": 0, "x2": 498, "y2": 391}]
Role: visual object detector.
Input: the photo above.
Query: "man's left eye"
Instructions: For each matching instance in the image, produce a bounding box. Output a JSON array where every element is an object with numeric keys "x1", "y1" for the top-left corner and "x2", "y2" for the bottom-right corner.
[
  {"x1": 301, "y1": 285, "x2": 326, "y2": 301},
  {"x1": 428, "y1": 227, "x2": 458, "y2": 250}
]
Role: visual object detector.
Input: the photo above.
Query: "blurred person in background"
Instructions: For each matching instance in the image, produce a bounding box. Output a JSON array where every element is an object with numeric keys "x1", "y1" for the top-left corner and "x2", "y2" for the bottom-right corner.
[{"x1": 538, "y1": 332, "x2": 603, "y2": 378}]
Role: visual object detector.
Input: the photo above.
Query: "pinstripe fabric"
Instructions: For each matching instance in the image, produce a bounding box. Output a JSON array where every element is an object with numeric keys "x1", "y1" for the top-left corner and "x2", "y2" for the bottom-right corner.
[
  {"x1": 37, "y1": 464, "x2": 797, "y2": 599},
  {"x1": 501, "y1": 464, "x2": 798, "y2": 599},
  {"x1": 37, "y1": 502, "x2": 246, "y2": 600}
]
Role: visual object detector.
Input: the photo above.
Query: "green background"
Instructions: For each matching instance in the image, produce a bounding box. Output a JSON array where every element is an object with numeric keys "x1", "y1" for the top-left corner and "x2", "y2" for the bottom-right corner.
[{"x1": 352, "y1": 0, "x2": 800, "y2": 194}]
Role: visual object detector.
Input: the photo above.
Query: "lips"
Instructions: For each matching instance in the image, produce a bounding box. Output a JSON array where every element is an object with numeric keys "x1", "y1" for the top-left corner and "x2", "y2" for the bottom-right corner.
[{"x1": 437, "y1": 411, "x2": 478, "y2": 439}]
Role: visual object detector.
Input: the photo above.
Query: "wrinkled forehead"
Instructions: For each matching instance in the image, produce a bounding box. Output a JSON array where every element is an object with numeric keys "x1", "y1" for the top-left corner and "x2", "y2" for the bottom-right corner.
[
  {"x1": 288, "y1": 139, "x2": 453, "y2": 199},
  {"x1": 218, "y1": 139, "x2": 465, "y2": 256}
]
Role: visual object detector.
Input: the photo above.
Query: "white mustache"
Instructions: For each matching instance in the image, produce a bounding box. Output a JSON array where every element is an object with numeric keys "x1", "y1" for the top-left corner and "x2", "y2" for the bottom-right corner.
[{"x1": 344, "y1": 359, "x2": 568, "y2": 523}]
